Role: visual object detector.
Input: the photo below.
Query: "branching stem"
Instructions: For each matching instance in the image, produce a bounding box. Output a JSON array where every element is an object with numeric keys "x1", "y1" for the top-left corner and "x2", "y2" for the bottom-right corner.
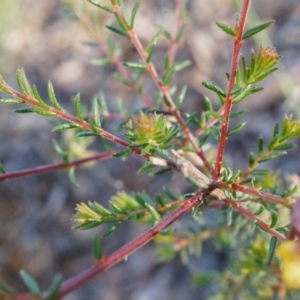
[
  {"x1": 111, "y1": 3, "x2": 212, "y2": 174},
  {"x1": 53, "y1": 189, "x2": 212, "y2": 299},
  {"x1": 213, "y1": 0, "x2": 251, "y2": 180}
]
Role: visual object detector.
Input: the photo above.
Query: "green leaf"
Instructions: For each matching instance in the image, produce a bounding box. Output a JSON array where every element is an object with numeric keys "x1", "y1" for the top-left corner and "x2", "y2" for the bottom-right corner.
[
  {"x1": 184, "y1": 112, "x2": 197, "y2": 127},
  {"x1": 88, "y1": 118, "x2": 99, "y2": 134},
  {"x1": 48, "y1": 81, "x2": 63, "y2": 110},
  {"x1": 31, "y1": 107, "x2": 56, "y2": 117},
  {"x1": 115, "y1": 12, "x2": 128, "y2": 31},
  {"x1": 144, "y1": 202, "x2": 160, "y2": 221},
  {"x1": 89, "y1": 201, "x2": 111, "y2": 216},
  {"x1": 248, "y1": 152, "x2": 255, "y2": 167},
  {"x1": 76, "y1": 131, "x2": 97, "y2": 137},
  {"x1": 216, "y1": 22, "x2": 235, "y2": 36},
  {"x1": 16, "y1": 67, "x2": 33, "y2": 96},
  {"x1": 105, "y1": 25, "x2": 129, "y2": 38},
  {"x1": 73, "y1": 93, "x2": 83, "y2": 121},
  {"x1": 0, "y1": 163, "x2": 5, "y2": 174},
  {"x1": 146, "y1": 30, "x2": 164, "y2": 62},
  {"x1": 230, "y1": 85, "x2": 242, "y2": 95},
  {"x1": 163, "y1": 187, "x2": 177, "y2": 201},
  {"x1": 103, "y1": 222, "x2": 122, "y2": 237},
  {"x1": 150, "y1": 167, "x2": 171, "y2": 176},
  {"x1": 68, "y1": 167, "x2": 79, "y2": 188},
  {"x1": 93, "y1": 233, "x2": 102, "y2": 260},
  {"x1": 32, "y1": 85, "x2": 48, "y2": 108},
  {"x1": 267, "y1": 236, "x2": 277, "y2": 264},
  {"x1": 250, "y1": 68, "x2": 278, "y2": 84},
  {"x1": 113, "y1": 149, "x2": 132, "y2": 158},
  {"x1": 114, "y1": 73, "x2": 131, "y2": 85},
  {"x1": 258, "y1": 135, "x2": 264, "y2": 156},
  {"x1": 52, "y1": 123, "x2": 79, "y2": 132},
  {"x1": 254, "y1": 205, "x2": 264, "y2": 216},
  {"x1": 146, "y1": 109, "x2": 172, "y2": 116},
  {"x1": 87, "y1": 0, "x2": 114, "y2": 13},
  {"x1": 122, "y1": 62, "x2": 147, "y2": 69},
  {"x1": 0, "y1": 280, "x2": 14, "y2": 294},
  {"x1": 227, "y1": 122, "x2": 246, "y2": 136},
  {"x1": 155, "y1": 194, "x2": 167, "y2": 207},
  {"x1": 257, "y1": 151, "x2": 286, "y2": 163},
  {"x1": 13, "y1": 107, "x2": 34, "y2": 113},
  {"x1": 97, "y1": 92, "x2": 109, "y2": 117},
  {"x1": 159, "y1": 227, "x2": 174, "y2": 236},
  {"x1": 241, "y1": 56, "x2": 247, "y2": 82},
  {"x1": 176, "y1": 85, "x2": 187, "y2": 108},
  {"x1": 202, "y1": 81, "x2": 226, "y2": 97},
  {"x1": 137, "y1": 162, "x2": 156, "y2": 174},
  {"x1": 273, "y1": 123, "x2": 279, "y2": 138},
  {"x1": 230, "y1": 109, "x2": 246, "y2": 118},
  {"x1": 174, "y1": 60, "x2": 191, "y2": 72},
  {"x1": 273, "y1": 143, "x2": 296, "y2": 151},
  {"x1": 0, "y1": 75, "x2": 13, "y2": 95},
  {"x1": 52, "y1": 139, "x2": 69, "y2": 164},
  {"x1": 243, "y1": 21, "x2": 274, "y2": 39},
  {"x1": 162, "y1": 64, "x2": 177, "y2": 85},
  {"x1": 90, "y1": 59, "x2": 113, "y2": 66},
  {"x1": 146, "y1": 44, "x2": 155, "y2": 62},
  {"x1": 204, "y1": 96, "x2": 213, "y2": 111},
  {"x1": 19, "y1": 269, "x2": 41, "y2": 294},
  {"x1": 102, "y1": 137, "x2": 111, "y2": 151},
  {"x1": 270, "y1": 212, "x2": 278, "y2": 228},
  {"x1": 130, "y1": 0, "x2": 140, "y2": 28},
  {"x1": 0, "y1": 98, "x2": 24, "y2": 104},
  {"x1": 175, "y1": 24, "x2": 186, "y2": 42},
  {"x1": 250, "y1": 169, "x2": 270, "y2": 176},
  {"x1": 148, "y1": 29, "x2": 164, "y2": 48},
  {"x1": 46, "y1": 275, "x2": 62, "y2": 300}
]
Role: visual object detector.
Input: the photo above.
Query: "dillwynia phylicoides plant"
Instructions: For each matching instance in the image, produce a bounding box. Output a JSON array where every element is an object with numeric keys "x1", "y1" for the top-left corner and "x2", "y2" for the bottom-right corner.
[{"x1": 0, "y1": 0, "x2": 300, "y2": 299}]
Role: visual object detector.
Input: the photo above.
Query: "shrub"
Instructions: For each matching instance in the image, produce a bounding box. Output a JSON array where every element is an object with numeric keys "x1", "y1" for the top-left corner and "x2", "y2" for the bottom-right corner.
[{"x1": 0, "y1": 0, "x2": 300, "y2": 299}]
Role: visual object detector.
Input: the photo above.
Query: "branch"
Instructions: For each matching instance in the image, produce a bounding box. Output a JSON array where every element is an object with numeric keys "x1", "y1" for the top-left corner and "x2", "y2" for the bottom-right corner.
[
  {"x1": 52, "y1": 188, "x2": 214, "y2": 299},
  {"x1": 111, "y1": 3, "x2": 212, "y2": 174},
  {"x1": 225, "y1": 198, "x2": 286, "y2": 241},
  {"x1": 167, "y1": 0, "x2": 184, "y2": 66},
  {"x1": 231, "y1": 183, "x2": 291, "y2": 207},
  {"x1": 213, "y1": 0, "x2": 251, "y2": 180},
  {"x1": 0, "y1": 151, "x2": 115, "y2": 182},
  {"x1": 78, "y1": 13, "x2": 154, "y2": 108}
]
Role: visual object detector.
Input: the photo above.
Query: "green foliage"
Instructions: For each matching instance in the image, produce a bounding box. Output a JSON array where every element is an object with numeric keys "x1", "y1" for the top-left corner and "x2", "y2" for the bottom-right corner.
[
  {"x1": 125, "y1": 112, "x2": 179, "y2": 154},
  {"x1": 46, "y1": 275, "x2": 62, "y2": 300},
  {"x1": 19, "y1": 269, "x2": 41, "y2": 294}
]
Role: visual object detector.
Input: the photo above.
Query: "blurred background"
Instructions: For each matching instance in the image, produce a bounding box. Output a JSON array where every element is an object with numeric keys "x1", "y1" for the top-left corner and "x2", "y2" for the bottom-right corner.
[{"x1": 0, "y1": 0, "x2": 299, "y2": 299}]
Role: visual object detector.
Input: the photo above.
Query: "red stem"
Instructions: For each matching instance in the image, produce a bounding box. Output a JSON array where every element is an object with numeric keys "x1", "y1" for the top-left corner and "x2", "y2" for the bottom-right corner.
[
  {"x1": 213, "y1": 0, "x2": 251, "y2": 180},
  {"x1": 0, "y1": 151, "x2": 115, "y2": 182},
  {"x1": 54, "y1": 189, "x2": 210, "y2": 299},
  {"x1": 231, "y1": 183, "x2": 289, "y2": 206},
  {"x1": 111, "y1": 4, "x2": 212, "y2": 174},
  {"x1": 225, "y1": 198, "x2": 286, "y2": 241},
  {"x1": 168, "y1": 0, "x2": 183, "y2": 66},
  {"x1": 79, "y1": 14, "x2": 154, "y2": 108}
]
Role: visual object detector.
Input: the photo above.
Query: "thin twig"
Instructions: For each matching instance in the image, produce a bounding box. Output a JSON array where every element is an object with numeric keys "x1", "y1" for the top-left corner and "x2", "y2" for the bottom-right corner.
[
  {"x1": 168, "y1": 0, "x2": 183, "y2": 66},
  {"x1": 79, "y1": 14, "x2": 154, "y2": 108},
  {"x1": 225, "y1": 198, "x2": 286, "y2": 241},
  {"x1": 54, "y1": 188, "x2": 214, "y2": 299},
  {"x1": 0, "y1": 151, "x2": 115, "y2": 182},
  {"x1": 231, "y1": 183, "x2": 290, "y2": 207},
  {"x1": 213, "y1": 0, "x2": 251, "y2": 180}
]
